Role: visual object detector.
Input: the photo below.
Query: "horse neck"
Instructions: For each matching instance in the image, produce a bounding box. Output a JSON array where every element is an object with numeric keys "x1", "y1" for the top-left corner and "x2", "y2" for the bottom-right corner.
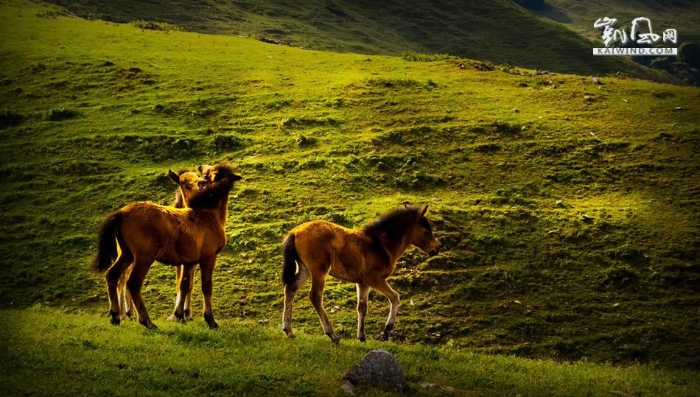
[
  {"x1": 380, "y1": 233, "x2": 412, "y2": 266},
  {"x1": 194, "y1": 193, "x2": 230, "y2": 228}
]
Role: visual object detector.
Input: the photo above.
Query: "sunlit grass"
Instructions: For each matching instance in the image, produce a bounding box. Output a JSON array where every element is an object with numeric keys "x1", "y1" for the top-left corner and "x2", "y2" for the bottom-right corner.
[{"x1": 0, "y1": 0, "x2": 699, "y2": 381}]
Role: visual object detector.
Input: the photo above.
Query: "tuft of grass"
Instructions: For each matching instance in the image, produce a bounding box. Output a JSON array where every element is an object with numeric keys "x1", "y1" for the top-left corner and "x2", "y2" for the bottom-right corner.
[
  {"x1": 0, "y1": 109, "x2": 23, "y2": 128},
  {"x1": 132, "y1": 20, "x2": 183, "y2": 32},
  {"x1": 45, "y1": 107, "x2": 78, "y2": 121}
]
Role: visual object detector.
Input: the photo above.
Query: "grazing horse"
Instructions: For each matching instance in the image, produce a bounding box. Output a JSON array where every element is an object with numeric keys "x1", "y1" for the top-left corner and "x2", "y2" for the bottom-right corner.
[
  {"x1": 92, "y1": 163, "x2": 241, "y2": 329},
  {"x1": 281, "y1": 205, "x2": 439, "y2": 343}
]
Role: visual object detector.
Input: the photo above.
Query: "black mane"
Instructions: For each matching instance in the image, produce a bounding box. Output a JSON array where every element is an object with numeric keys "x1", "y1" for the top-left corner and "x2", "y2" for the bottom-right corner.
[{"x1": 363, "y1": 205, "x2": 422, "y2": 246}]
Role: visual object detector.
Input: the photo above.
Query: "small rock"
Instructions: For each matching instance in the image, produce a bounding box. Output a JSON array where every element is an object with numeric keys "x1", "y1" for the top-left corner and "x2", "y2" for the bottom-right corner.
[
  {"x1": 593, "y1": 77, "x2": 602, "y2": 85},
  {"x1": 674, "y1": 106, "x2": 683, "y2": 111},
  {"x1": 581, "y1": 213, "x2": 594, "y2": 223},
  {"x1": 344, "y1": 350, "x2": 407, "y2": 392},
  {"x1": 513, "y1": 108, "x2": 519, "y2": 113},
  {"x1": 258, "y1": 318, "x2": 269, "y2": 325},
  {"x1": 340, "y1": 380, "x2": 355, "y2": 395}
]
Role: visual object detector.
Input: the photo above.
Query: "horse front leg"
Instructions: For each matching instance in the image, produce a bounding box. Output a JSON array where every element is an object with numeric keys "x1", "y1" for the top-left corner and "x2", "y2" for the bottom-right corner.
[
  {"x1": 200, "y1": 257, "x2": 218, "y2": 328},
  {"x1": 370, "y1": 278, "x2": 400, "y2": 341},
  {"x1": 184, "y1": 265, "x2": 196, "y2": 321},
  {"x1": 356, "y1": 283, "x2": 370, "y2": 342},
  {"x1": 172, "y1": 263, "x2": 195, "y2": 322},
  {"x1": 168, "y1": 265, "x2": 184, "y2": 321}
]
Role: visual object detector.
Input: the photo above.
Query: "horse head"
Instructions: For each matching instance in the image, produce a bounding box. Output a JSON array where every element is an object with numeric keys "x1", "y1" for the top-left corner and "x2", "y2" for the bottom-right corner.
[
  {"x1": 411, "y1": 205, "x2": 440, "y2": 257},
  {"x1": 168, "y1": 169, "x2": 210, "y2": 207}
]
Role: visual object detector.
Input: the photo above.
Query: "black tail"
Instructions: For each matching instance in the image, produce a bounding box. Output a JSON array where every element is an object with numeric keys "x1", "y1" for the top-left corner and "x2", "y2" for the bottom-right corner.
[
  {"x1": 90, "y1": 212, "x2": 121, "y2": 273},
  {"x1": 282, "y1": 234, "x2": 300, "y2": 285}
]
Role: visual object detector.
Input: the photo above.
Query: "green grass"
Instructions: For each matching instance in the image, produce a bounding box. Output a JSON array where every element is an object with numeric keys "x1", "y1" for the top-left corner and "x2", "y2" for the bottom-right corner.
[
  {"x1": 0, "y1": 0, "x2": 699, "y2": 387},
  {"x1": 1, "y1": 306, "x2": 699, "y2": 396},
  {"x1": 42, "y1": 0, "x2": 678, "y2": 80}
]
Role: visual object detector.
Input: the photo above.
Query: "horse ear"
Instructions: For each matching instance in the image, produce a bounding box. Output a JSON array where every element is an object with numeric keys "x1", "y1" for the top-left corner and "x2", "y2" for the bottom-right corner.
[
  {"x1": 232, "y1": 173, "x2": 243, "y2": 182},
  {"x1": 168, "y1": 170, "x2": 180, "y2": 184},
  {"x1": 421, "y1": 204, "x2": 429, "y2": 217}
]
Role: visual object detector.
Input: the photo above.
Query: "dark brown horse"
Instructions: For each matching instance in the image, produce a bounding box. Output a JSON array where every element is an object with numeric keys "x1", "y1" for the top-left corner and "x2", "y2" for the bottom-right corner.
[
  {"x1": 281, "y1": 205, "x2": 439, "y2": 343},
  {"x1": 167, "y1": 164, "x2": 226, "y2": 322},
  {"x1": 92, "y1": 164, "x2": 241, "y2": 328}
]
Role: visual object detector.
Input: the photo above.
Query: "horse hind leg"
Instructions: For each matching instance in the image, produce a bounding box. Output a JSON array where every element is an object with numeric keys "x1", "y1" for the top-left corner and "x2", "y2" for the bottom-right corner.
[
  {"x1": 309, "y1": 272, "x2": 339, "y2": 344},
  {"x1": 118, "y1": 263, "x2": 134, "y2": 320},
  {"x1": 282, "y1": 263, "x2": 309, "y2": 338},
  {"x1": 106, "y1": 251, "x2": 133, "y2": 326},
  {"x1": 126, "y1": 258, "x2": 156, "y2": 329}
]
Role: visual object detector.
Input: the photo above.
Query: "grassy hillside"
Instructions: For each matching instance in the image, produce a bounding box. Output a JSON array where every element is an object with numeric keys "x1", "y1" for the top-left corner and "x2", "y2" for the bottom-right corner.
[
  {"x1": 42, "y1": 0, "x2": 673, "y2": 80},
  {"x1": 543, "y1": 0, "x2": 700, "y2": 43},
  {"x1": 1, "y1": 307, "x2": 699, "y2": 396},
  {"x1": 1, "y1": 0, "x2": 700, "y2": 377}
]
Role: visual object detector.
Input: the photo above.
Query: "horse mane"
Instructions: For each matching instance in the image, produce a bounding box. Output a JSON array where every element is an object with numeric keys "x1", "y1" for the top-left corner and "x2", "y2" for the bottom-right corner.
[
  {"x1": 187, "y1": 164, "x2": 239, "y2": 209},
  {"x1": 363, "y1": 205, "x2": 422, "y2": 246}
]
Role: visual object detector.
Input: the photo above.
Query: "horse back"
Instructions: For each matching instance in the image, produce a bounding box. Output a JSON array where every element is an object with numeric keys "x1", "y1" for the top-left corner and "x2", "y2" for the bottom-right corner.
[
  {"x1": 291, "y1": 220, "x2": 378, "y2": 283},
  {"x1": 117, "y1": 202, "x2": 207, "y2": 263}
]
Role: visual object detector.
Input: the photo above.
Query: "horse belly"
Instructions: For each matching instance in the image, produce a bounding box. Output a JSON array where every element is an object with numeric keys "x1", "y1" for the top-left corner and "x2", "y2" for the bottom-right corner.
[{"x1": 329, "y1": 245, "x2": 365, "y2": 283}]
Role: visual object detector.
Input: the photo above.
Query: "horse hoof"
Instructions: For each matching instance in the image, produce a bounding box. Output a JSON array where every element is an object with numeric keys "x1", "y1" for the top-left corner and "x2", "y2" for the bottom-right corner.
[
  {"x1": 327, "y1": 333, "x2": 340, "y2": 344},
  {"x1": 140, "y1": 321, "x2": 157, "y2": 329},
  {"x1": 110, "y1": 317, "x2": 120, "y2": 326},
  {"x1": 207, "y1": 321, "x2": 219, "y2": 329},
  {"x1": 358, "y1": 336, "x2": 366, "y2": 342}
]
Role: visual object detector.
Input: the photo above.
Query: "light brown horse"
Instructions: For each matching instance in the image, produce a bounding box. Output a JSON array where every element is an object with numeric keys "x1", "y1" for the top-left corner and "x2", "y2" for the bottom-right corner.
[
  {"x1": 282, "y1": 205, "x2": 439, "y2": 343},
  {"x1": 92, "y1": 163, "x2": 241, "y2": 328},
  {"x1": 117, "y1": 168, "x2": 208, "y2": 322}
]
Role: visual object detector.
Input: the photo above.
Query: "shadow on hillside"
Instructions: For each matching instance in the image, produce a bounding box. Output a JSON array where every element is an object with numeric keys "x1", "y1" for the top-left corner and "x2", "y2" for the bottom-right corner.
[
  {"x1": 532, "y1": 4, "x2": 572, "y2": 23},
  {"x1": 513, "y1": 0, "x2": 572, "y2": 23}
]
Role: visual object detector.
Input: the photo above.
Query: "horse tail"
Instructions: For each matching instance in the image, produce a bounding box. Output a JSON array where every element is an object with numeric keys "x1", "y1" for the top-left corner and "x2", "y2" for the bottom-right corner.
[
  {"x1": 91, "y1": 211, "x2": 122, "y2": 273},
  {"x1": 282, "y1": 234, "x2": 301, "y2": 285}
]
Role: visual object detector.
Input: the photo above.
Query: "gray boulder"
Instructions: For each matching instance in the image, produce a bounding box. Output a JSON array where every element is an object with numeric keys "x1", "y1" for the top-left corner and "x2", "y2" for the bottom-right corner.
[{"x1": 344, "y1": 349, "x2": 407, "y2": 392}]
